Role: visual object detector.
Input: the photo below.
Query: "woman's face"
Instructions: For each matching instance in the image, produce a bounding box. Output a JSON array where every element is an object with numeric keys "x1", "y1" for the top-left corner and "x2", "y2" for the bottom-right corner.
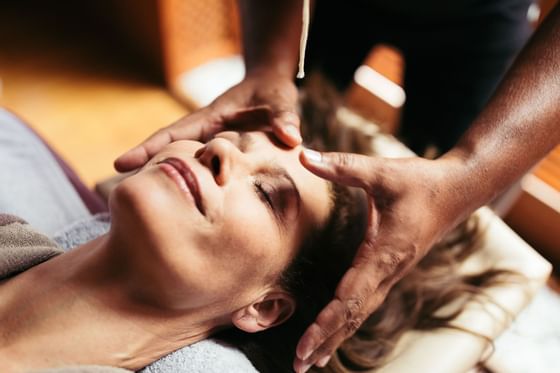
[{"x1": 110, "y1": 131, "x2": 332, "y2": 314}]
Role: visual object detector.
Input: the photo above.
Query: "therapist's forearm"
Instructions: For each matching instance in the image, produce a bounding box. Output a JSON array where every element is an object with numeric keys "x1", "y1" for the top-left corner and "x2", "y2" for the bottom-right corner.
[
  {"x1": 239, "y1": 0, "x2": 305, "y2": 77},
  {"x1": 442, "y1": 4, "x2": 560, "y2": 221}
]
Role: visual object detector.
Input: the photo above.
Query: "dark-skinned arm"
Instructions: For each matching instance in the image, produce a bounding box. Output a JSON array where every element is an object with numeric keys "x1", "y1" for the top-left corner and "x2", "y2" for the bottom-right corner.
[
  {"x1": 443, "y1": 3, "x2": 560, "y2": 225},
  {"x1": 295, "y1": 5, "x2": 560, "y2": 372},
  {"x1": 239, "y1": 0, "x2": 303, "y2": 78}
]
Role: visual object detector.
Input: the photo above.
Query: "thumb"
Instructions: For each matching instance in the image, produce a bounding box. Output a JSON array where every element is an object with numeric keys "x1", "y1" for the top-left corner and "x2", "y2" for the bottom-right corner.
[
  {"x1": 271, "y1": 110, "x2": 302, "y2": 148},
  {"x1": 300, "y1": 149, "x2": 381, "y2": 189},
  {"x1": 114, "y1": 129, "x2": 173, "y2": 172},
  {"x1": 114, "y1": 146, "x2": 149, "y2": 172}
]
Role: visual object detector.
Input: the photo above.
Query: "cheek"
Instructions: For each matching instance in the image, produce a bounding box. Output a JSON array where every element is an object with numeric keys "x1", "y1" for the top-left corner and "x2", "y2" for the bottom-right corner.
[
  {"x1": 109, "y1": 169, "x2": 210, "y2": 277},
  {"x1": 111, "y1": 170, "x2": 198, "y2": 233},
  {"x1": 109, "y1": 171, "x2": 223, "y2": 307},
  {"x1": 214, "y1": 193, "x2": 288, "y2": 283}
]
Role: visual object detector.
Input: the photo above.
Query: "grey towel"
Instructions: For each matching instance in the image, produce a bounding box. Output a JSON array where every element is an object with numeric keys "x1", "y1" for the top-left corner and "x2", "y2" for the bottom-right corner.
[
  {"x1": 38, "y1": 366, "x2": 131, "y2": 373},
  {"x1": 139, "y1": 339, "x2": 257, "y2": 373},
  {"x1": 53, "y1": 213, "x2": 111, "y2": 251},
  {"x1": 0, "y1": 213, "x2": 63, "y2": 279}
]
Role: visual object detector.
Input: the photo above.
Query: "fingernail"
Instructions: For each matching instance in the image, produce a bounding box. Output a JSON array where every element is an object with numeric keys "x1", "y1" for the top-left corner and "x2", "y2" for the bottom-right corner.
[
  {"x1": 297, "y1": 349, "x2": 313, "y2": 361},
  {"x1": 285, "y1": 124, "x2": 302, "y2": 142},
  {"x1": 316, "y1": 355, "x2": 331, "y2": 367},
  {"x1": 303, "y1": 148, "x2": 322, "y2": 164},
  {"x1": 300, "y1": 363, "x2": 312, "y2": 373}
]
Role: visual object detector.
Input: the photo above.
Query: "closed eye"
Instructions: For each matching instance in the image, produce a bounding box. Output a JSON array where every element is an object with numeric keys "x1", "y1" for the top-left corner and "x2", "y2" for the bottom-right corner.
[
  {"x1": 253, "y1": 177, "x2": 275, "y2": 211},
  {"x1": 252, "y1": 165, "x2": 301, "y2": 231}
]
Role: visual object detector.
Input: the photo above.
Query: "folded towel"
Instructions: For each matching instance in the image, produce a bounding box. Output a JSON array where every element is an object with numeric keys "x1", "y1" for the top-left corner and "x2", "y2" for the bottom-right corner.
[{"x1": 0, "y1": 213, "x2": 63, "y2": 279}]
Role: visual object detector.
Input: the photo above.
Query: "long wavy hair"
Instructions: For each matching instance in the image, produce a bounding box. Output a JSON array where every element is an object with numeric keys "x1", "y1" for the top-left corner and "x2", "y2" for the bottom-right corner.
[{"x1": 215, "y1": 75, "x2": 514, "y2": 372}]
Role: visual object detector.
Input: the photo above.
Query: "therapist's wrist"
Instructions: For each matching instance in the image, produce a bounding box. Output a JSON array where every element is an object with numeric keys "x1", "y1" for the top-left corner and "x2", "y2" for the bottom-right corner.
[
  {"x1": 435, "y1": 146, "x2": 497, "y2": 224},
  {"x1": 245, "y1": 63, "x2": 297, "y2": 81}
]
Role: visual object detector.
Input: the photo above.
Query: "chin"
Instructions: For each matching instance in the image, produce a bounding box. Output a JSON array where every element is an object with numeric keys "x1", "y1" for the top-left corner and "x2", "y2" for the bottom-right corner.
[{"x1": 109, "y1": 174, "x2": 171, "y2": 244}]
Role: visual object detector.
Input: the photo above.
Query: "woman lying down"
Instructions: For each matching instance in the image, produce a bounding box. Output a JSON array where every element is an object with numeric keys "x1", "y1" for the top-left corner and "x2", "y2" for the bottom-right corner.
[{"x1": 0, "y1": 128, "x2": 507, "y2": 373}]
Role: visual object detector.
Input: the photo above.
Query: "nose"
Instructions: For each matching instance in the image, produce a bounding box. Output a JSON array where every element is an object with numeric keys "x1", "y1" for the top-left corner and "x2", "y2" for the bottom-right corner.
[{"x1": 196, "y1": 137, "x2": 245, "y2": 186}]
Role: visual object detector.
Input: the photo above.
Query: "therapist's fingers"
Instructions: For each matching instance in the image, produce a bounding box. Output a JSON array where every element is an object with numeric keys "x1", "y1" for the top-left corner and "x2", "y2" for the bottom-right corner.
[
  {"x1": 114, "y1": 127, "x2": 173, "y2": 172},
  {"x1": 294, "y1": 267, "x2": 393, "y2": 372},
  {"x1": 293, "y1": 176, "x2": 424, "y2": 371},
  {"x1": 270, "y1": 110, "x2": 302, "y2": 147},
  {"x1": 218, "y1": 104, "x2": 302, "y2": 146},
  {"x1": 227, "y1": 95, "x2": 301, "y2": 147},
  {"x1": 293, "y1": 153, "x2": 467, "y2": 371},
  {"x1": 300, "y1": 149, "x2": 393, "y2": 191},
  {"x1": 221, "y1": 70, "x2": 301, "y2": 147},
  {"x1": 224, "y1": 107, "x2": 302, "y2": 147},
  {"x1": 293, "y1": 212, "x2": 381, "y2": 369},
  {"x1": 294, "y1": 220, "x2": 418, "y2": 372},
  {"x1": 253, "y1": 72, "x2": 301, "y2": 147},
  {"x1": 114, "y1": 110, "x2": 216, "y2": 172},
  {"x1": 296, "y1": 236, "x2": 432, "y2": 372}
]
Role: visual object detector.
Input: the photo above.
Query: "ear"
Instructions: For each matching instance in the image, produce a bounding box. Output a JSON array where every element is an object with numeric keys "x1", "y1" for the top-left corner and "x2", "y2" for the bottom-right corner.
[{"x1": 231, "y1": 291, "x2": 296, "y2": 333}]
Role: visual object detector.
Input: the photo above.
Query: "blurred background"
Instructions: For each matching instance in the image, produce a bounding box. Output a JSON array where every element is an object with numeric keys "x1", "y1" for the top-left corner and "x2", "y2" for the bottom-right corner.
[{"x1": 0, "y1": 0, "x2": 558, "y2": 277}]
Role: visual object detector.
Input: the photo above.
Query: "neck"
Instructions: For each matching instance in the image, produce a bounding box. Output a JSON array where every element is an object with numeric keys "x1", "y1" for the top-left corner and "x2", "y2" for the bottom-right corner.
[{"x1": 0, "y1": 235, "x2": 222, "y2": 372}]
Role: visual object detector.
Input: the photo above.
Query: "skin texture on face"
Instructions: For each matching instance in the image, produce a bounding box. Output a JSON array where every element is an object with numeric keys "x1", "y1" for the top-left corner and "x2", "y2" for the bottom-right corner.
[{"x1": 108, "y1": 131, "x2": 332, "y2": 322}]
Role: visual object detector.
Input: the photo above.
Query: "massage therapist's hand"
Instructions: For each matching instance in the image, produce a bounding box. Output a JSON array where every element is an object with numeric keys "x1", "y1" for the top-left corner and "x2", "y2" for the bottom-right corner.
[
  {"x1": 294, "y1": 149, "x2": 470, "y2": 372},
  {"x1": 114, "y1": 70, "x2": 302, "y2": 172}
]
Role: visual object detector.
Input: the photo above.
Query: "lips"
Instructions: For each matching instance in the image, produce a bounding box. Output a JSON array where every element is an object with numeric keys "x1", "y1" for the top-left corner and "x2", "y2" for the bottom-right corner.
[{"x1": 157, "y1": 157, "x2": 205, "y2": 215}]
